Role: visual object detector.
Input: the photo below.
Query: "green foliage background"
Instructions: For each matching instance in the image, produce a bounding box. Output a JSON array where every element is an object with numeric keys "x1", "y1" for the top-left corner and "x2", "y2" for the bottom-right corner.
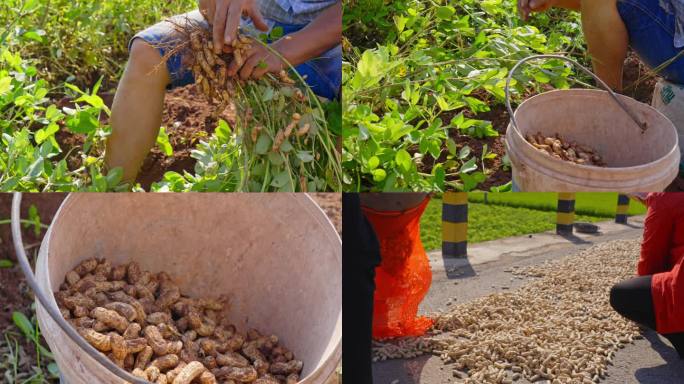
[{"x1": 342, "y1": 0, "x2": 589, "y2": 191}]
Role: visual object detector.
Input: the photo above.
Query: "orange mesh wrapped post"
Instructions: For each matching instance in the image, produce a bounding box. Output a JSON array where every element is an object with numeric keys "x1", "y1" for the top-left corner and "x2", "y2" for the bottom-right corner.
[{"x1": 362, "y1": 197, "x2": 434, "y2": 339}]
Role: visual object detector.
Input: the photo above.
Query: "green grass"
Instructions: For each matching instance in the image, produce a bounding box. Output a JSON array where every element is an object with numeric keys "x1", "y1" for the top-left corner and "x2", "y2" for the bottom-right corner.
[
  {"x1": 420, "y1": 194, "x2": 646, "y2": 251},
  {"x1": 466, "y1": 192, "x2": 646, "y2": 217}
]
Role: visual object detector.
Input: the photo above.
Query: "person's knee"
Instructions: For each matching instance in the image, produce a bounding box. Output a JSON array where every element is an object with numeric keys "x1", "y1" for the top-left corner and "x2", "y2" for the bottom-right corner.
[
  {"x1": 127, "y1": 39, "x2": 168, "y2": 82},
  {"x1": 609, "y1": 282, "x2": 625, "y2": 314}
]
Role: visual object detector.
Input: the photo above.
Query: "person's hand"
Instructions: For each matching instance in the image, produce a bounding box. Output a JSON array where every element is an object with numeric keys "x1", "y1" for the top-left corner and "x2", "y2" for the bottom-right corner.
[
  {"x1": 518, "y1": 0, "x2": 555, "y2": 20},
  {"x1": 199, "y1": 0, "x2": 269, "y2": 54},
  {"x1": 198, "y1": 0, "x2": 215, "y2": 21},
  {"x1": 228, "y1": 42, "x2": 286, "y2": 80}
]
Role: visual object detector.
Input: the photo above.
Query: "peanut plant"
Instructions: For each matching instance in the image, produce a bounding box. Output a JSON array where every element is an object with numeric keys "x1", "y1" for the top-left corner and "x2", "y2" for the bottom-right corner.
[
  {"x1": 0, "y1": 1, "x2": 342, "y2": 191},
  {"x1": 342, "y1": 0, "x2": 589, "y2": 191}
]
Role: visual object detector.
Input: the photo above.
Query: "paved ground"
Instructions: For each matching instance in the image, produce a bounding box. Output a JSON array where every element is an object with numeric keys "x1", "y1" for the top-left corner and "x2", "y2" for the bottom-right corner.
[{"x1": 372, "y1": 217, "x2": 684, "y2": 384}]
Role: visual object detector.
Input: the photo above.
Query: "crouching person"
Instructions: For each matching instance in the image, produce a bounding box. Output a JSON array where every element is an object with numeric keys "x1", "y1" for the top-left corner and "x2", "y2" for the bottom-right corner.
[{"x1": 610, "y1": 193, "x2": 684, "y2": 358}]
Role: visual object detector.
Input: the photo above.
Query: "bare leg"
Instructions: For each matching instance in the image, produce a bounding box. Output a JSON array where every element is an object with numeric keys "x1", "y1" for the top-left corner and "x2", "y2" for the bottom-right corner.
[
  {"x1": 105, "y1": 39, "x2": 170, "y2": 184},
  {"x1": 580, "y1": 0, "x2": 629, "y2": 91}
]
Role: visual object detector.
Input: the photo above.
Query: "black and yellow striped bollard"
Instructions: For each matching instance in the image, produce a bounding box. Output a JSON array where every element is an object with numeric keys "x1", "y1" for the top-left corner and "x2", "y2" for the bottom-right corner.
[
  {"x1": 615, "y1": 194, "x2": 630, "y2": 224},
  {"x1": 556, "y1": 193, "x2": 576, "y2": 234},
  {"x1": 442, "y1": 192, "x2": 468, "y2": 258}
]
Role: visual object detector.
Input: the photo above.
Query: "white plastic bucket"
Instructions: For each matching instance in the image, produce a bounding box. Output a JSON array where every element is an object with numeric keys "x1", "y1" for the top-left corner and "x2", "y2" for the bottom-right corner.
[
  {"x1": 506, "y1": 89, "x2": 680, "y2": 191},
  {"x1": 32, "y1": 193, "x2": 341, "y2": 384},
  {"x1": 504, "y1": 55, "x2": 680, "y2": 191}
]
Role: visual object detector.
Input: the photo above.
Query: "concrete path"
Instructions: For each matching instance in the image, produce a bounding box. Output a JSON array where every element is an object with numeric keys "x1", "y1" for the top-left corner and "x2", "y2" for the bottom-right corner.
[{"x1": 373, "y1": 217, "x2": 684, "y2": 384}]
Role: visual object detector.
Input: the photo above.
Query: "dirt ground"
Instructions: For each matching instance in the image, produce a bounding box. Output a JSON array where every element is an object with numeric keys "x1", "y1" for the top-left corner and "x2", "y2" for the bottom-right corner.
[
  {"x1": 0, "y1": 194, "x2": 66, "y2": 326},
  {"x1": 55, "y1": 84, "x2": 229, "y2": 191},
  {"x1": 0, "y1": 193, "x2": 66, "y2": 381},
  {"x1": 0, "y1": 193, "x2": 341, "y2": 382},
  {"x1": 310, "y1": 193, "x2": 342, "y2": 234},
  {"x1": 138, "y1": 84, "x2": 236, "y2": 189}
]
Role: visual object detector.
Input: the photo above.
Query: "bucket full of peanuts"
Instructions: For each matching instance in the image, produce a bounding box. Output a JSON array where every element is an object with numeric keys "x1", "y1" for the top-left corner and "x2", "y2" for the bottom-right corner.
[
  {"x1": 12, "y1": 193, "x2": 340, "y2": 384},
  {"x1": 504, "y1": 55, "x2": 680, "y2": 192}
]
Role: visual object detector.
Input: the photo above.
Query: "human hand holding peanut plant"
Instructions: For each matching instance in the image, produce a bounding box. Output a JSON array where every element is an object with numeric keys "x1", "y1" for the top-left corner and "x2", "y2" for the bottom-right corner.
[
  {"x1": 228, "y1": 43, "x2": 285, "y2": 80},
  {"x1": 198, "y1": 0, "x2": 288, "y2": 80},
  {"x1": 159, "y1": 6, "x2": 341, "y2": 191},
  {"x1": 199, "y1": 0, "x2": 342, "y2": 81},
  {"x1": 199, "y1": 0, "x2": 269, "y2": 54}
]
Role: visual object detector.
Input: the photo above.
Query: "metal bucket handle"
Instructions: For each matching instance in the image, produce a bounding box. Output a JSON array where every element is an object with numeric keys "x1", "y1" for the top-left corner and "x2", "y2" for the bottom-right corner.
[
  {"x1": 504, "y1": 54, "x2": 648, "y2": 133},
  {"x1": 11, "y1": 192, "x2": 150, "y2": 384}
]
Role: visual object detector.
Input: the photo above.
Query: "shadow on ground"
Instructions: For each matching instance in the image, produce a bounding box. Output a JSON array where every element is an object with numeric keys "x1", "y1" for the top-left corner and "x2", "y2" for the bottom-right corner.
[
  {"x1": 557, "y1": 232, "x2": 593, "y2": 245},
  {"x1": 634, "y1": 331, "x2": 684, "y2": 383},
  {"x1": 441, "y1": 256, "x2": 476, "y2": 280},
  {"x1": 373, "y1": 355, "x2": 431, "y2": 384}
]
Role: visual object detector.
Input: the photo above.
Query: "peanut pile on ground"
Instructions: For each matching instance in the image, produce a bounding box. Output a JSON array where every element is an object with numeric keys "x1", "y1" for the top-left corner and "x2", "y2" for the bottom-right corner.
[
  {"x1": 55, "y1": 258, "x2": 303, "y2": 384},
  {"x1": 525, "y1": 132, "x2": 607, "y2": 167},
  {"x1": 373, "y1": 240, "x2": 643, "y2": 383}
]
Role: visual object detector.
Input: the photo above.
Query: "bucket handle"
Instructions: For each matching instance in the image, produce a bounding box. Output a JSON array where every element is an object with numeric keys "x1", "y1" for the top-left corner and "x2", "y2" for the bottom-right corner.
[
  {"x1": 504, "y1": 54, "x2": 648, "y2": 133},
  {"x1": 11, "y1": 193, "x2": 150, "y2": 384}
]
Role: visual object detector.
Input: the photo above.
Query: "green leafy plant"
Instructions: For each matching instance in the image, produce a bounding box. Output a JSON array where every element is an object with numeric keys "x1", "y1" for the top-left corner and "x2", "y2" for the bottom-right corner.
[
  {"x1": 342, "y1": 0, "x2": 587, "y2": 191},
  {"x1": 2, "y1": 308, "x2": 59, "y2": 384},
  {"x1": 0, "y1": 0, "x2": 196, "y2": 87},
  {"x1": 0, "y1": 43, "x2": 123, "y2": 191},
  {"x1": 1, "y1": 1, "x2": 341, "y2": 192}
]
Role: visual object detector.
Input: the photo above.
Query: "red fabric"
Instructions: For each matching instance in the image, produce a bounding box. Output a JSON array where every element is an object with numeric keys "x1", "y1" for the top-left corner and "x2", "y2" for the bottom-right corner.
[
  {"x1": 362, "y1": 197, "x2": 434, "y2": 339},
  {"x1": 638, "y1": 193, "x2": 684, "y2": 334}
]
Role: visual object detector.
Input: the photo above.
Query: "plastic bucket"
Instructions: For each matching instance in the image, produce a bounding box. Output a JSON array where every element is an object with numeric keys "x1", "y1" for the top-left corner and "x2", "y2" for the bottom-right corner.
[
  {"x1": 32, "y1": 193, "x2": 341, "y2": 384},
  {"x1": 504, "y1": 56, "x2": 680, "y2": 192}
]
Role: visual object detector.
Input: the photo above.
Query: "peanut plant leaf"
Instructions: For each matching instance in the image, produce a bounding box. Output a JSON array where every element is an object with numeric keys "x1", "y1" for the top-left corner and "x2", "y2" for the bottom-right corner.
[
  {"x1": 395, "y1": 149, "x2": 412, "y2": 173},
  {"x1": 12, "y1": 311, "x2": 34, "y2": 339},
  {"x1": 156, "y1": 126, "x2": 173, "y2": 156},
  {"x1": 435, "y1": 6, "x2": 455, "y2": 20}
]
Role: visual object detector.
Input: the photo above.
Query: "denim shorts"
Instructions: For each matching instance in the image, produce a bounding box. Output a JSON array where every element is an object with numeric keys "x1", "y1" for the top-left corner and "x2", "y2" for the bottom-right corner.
[
  {"x1": 131, "y1": 10, "x2": 341, "y2": 100},
  {"x1": 618, "y1": 0, "x2": 684, "y2": 84}
]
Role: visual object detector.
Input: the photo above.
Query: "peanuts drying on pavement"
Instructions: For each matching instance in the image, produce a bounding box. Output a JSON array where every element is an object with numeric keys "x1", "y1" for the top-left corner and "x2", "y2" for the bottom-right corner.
[{"x1": 372, "y1": 240, "x2": 642, "y2": 384}]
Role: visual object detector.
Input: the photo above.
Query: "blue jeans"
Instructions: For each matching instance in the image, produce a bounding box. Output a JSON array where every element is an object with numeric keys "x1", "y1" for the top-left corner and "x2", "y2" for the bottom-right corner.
[
  {"x1": 618, "y1": 0, "x2": 684, "y2": 173},
  {"x1": 618, "y1": 0, "x2": 684, "y2": 84},
  {"x1": 131, "y1": 11, "x2": 341, "y2": 100}
]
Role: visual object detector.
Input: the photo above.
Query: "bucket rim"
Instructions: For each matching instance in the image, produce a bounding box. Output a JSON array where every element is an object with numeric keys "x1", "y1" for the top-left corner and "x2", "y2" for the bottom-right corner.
[{"x1": 507, "y1": 89, "x2": 680, "y2": 174}]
